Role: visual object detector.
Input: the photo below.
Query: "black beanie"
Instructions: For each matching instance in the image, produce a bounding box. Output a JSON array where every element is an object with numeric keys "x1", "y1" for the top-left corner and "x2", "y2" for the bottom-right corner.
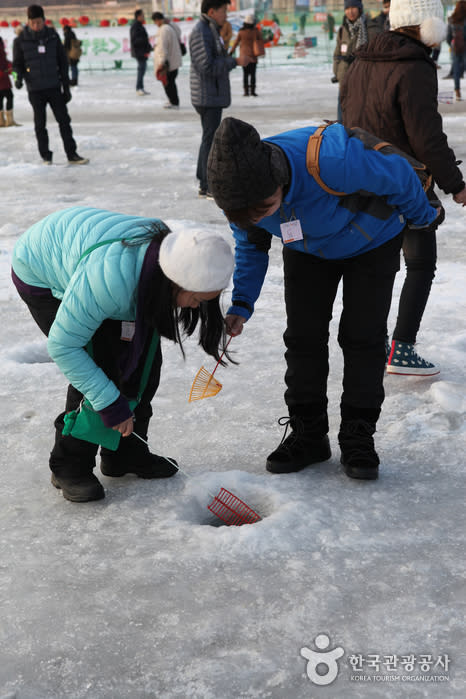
[
  {"x1": 207, "y1": 117, "x2": 285, "y2": 211},
  {"x1": 27, "y1": 4, "x2": 45, "y2": 19}
]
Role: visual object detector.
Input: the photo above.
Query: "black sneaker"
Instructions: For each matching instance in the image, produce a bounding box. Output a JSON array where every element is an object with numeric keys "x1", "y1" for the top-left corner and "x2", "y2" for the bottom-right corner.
[
  {"x1": 100, "y1": 452, "x2": 178, "y2": 479},
  {"x1": 339, "y1": 419, "x2": 379, "y2": 480},
  {"x1": 68, "y1": 153, "x2": 89, "y2": 165},
  {"x1": 51, "y1": 472, "x2": 105, "y2": 502},
  {"x1": 266, "y1": 415, "x2": 331, "y2": 473},
  {"x1": 42, "y1": 152, "x2": 53, "y2": 165}
]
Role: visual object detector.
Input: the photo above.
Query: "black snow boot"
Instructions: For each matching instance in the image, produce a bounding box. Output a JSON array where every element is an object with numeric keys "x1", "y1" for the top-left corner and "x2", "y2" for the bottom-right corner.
[
  {"x1": 338, "y1": 405, "x2": 380, "y2": 480},
  {"x1": 50, "y1": 412, "x2": 105, "y2": 502},
  {"x1": 266, "y1": 413, "x2": 331, "y2": 474},
  {"x1": 51, "y1": 472, "x2": 105, "y2": 502},
  {"x1": 100, "y1": 422, "x2": 178, "y2": 479}
]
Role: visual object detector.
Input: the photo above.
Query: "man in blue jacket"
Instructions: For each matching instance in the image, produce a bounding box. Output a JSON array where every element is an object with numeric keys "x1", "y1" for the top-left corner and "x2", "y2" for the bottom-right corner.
[
  {"x1": 189, "y1": 0, "x2": 251, "y2": 198},
  {"x1": 12, "y1": 4, "x2": 88, "y2": 165},
  {"x1": 208, "y1": 117, "x2": 441, "y2": 480}
]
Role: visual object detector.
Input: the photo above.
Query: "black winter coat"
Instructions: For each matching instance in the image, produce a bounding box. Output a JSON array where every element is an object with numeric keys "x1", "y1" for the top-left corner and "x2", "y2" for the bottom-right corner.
[
  {"x1": 13, "y1": 25, "x2": 69, "y2": 92},
  {"x1": 340, "y1": 31, "x2": 464, "y2": 196},
  {"x1": 130, "y1": 21, "x2": 152, "y2": 60}
]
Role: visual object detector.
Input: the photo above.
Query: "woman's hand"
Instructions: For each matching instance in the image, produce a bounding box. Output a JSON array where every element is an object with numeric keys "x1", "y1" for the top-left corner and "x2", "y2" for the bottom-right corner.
[
  {"x1": 225, "y1": 314, "x2": 246, "y2": 336},
  {"x1": 112, "y1": 416, "x2": 134, "y2": 437}
]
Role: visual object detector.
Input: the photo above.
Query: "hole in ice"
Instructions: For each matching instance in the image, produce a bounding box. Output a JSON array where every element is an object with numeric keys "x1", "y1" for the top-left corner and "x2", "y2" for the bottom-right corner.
[{"x1": 179, "y1": 480, "x2": 275, "y2": 527}]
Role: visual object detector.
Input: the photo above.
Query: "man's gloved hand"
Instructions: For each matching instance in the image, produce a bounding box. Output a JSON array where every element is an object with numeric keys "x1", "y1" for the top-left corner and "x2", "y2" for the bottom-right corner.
[
  {"x1": 15, "y1": 78, "x2": 22, "y2": 89},
  {"x1": 63, "y1": 88, "x2": 71, "y2": 103},
  {"x1": 409, "y1": 205, "x2": 445, "y2": 232}
]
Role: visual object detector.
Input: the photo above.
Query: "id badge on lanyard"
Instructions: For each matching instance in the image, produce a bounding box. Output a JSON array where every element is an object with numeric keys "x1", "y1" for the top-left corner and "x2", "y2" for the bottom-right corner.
[{"x1": 280, "y1": 205, "x2": 304, "y2": 244}]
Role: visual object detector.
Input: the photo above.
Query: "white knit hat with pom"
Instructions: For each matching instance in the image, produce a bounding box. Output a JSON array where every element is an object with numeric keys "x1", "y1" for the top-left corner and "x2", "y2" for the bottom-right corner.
[
  {"x1": 159, "y1": 229, "x2": 234, "y2": 292},
  {"x1": 390, "y1": 0, "x2": 447, "y2": 46}
]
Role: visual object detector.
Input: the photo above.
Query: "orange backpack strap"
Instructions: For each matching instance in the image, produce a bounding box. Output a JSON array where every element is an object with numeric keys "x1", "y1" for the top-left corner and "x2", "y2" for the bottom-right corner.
[
  {"x1": 372, "y1": 141, "x2": 394, "y2": 151},
  {"x1": 306, "y1": 124, "x2": 347, "y2": 196}
]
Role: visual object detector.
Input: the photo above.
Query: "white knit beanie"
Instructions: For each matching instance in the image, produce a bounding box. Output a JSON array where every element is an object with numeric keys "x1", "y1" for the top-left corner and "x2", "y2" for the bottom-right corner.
[
  {"x1": 159, "y1": 229, "x2": 234, "y2": 292},
  {"x1": 390, "y1": 0, "x2": 447, "y2": 45}
]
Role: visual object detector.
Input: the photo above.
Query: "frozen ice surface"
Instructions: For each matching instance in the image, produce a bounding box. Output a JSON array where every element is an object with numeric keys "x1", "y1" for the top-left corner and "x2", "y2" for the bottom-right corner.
[{"x1": 0, "y1": 58, "x2": 465, "y2": 698}]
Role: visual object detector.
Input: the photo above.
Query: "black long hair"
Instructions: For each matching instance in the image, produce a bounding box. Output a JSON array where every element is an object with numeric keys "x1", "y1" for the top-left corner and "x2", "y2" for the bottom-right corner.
[{"x1": 129, "y1": 222, "x2": 235, "y2": 366}]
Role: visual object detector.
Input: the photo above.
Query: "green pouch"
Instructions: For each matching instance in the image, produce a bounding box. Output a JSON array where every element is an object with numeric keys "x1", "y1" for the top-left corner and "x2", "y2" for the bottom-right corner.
[
  {"x1": 62, "y1": 326, "x2": 159, "y2": 451},
  {"x1": 63, "y1": 398, "x2": 138, "y2": 451}
]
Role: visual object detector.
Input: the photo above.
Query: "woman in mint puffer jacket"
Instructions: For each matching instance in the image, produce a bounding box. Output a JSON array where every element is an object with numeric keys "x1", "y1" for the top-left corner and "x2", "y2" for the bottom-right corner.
[{"x1": 12, "y1": 206, "x2": 234, "y2": 502}]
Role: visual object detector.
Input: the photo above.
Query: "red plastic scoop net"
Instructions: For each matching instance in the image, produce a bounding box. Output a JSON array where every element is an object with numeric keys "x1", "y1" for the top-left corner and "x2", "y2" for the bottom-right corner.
[{"x1": 207, "y1": 488, "x2": 261, "y2": 526}]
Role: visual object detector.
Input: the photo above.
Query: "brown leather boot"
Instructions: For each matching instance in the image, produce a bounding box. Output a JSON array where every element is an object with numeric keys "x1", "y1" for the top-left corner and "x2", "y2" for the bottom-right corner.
[{"x1": 5, "y1": 110, "x2": 21, "y2": 126}]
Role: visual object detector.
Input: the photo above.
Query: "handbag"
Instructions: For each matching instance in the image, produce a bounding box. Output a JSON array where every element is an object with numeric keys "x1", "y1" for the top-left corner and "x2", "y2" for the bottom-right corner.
[
  {"x1": 180, "y1": 40, "x2": 187, "y2": 56},
  {"x1": 253, "y1": 32, "x2": 265, "y2": 58},
  {"x1": 62, "y1": 330, "x2": 159, "y2": 450},
  {"x1": 68, "y1": 39, "x2": 82, "y2": 61},
  {"x1": 156, "y1": 65, "x2": 168, "y2": 86}
]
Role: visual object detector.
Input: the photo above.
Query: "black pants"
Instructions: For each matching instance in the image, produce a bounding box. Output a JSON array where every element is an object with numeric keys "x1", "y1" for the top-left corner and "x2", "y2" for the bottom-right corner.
[
  {"x1": 164, "y1": 69, "x2": 179, "y2": 105},
  {"x1": 392, "y1": 226, "x2": 437, "y2": 344},
  {"x1": 242, "y1": 63, "x2": 257, "y2": 93},
  {"x1": 28, "y1": 88, "x2": 77, "y2": 160},
  {"x1": 194, "y1": 106, "x2": 223, "y2": 191},
  {"x1": 282, "y1": 234, "x2": 402, "y2": 420},
  {"x1": 18, "y1": 290, "x2": 162, "y2": 475},
  {"x1": 0, "y1": 88, "x2": 13, "y2": 111}
]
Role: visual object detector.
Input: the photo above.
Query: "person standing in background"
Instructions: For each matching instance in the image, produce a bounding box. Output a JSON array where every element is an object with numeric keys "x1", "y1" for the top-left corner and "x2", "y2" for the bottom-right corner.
[
  {"x1": 333, "y1": 1, "x2": 371, "y2": 121},
  {"x1": 447, "y1": 0, "x2": 466, "y2": 101},
  {"x1": 230, "y1": 14, "x2": 262, "y2": 96},
  {"x1": 189, "y1": 0, "x2": 252, "y2": 198},
  {"x1": 368, "y1": 0, "x2": 391, "y2": 34},
  {"x1": 0, "y1": 35, "x2": 20, "y2": 126},
  {"x1": 341, "y1": 0, "x2": 466, "y2": 375},
  {"x1": 152, "y1": 12, "x2": 182, "y2": 109},
  {"x1": 63, "y1": 24, "x2": 81, "y2": 87},
  {"x1": 326, "y1": 13, "x2": 336, "y2": 40},
  {"x1": 13, "y1": 4, "x2": 88, "y2": 165},
  {"x1": 130, "y1": 9, "x2": 152, "y2": 96}
]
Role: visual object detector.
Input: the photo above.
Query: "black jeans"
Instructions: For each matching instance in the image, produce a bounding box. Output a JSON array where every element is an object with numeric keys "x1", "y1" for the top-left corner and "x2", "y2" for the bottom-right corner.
[
  {"x1": 136, "y1": 58, "x2": 147, "y2": 90},
  {"x1": 242, "y1": 63, "x2": 257, "y2": 92},
  {"x1": 17, "y1": 290, "x2": 162, "y2": 474},
  {"x1": 392, "y1": 222, "x2": 438, "y2": 345},
  {"x1": 28, "y1": 88, "x2": 77, "y2": 160},
  {"x1": 194, "y1": 106, "x2": 223, "y2": 191},
  {"x1": 164, "y1": 69, "x2": 179, "y2": 105},
  {"x1": 282, "y1": 233, "x2": 402, "y2": 419}
]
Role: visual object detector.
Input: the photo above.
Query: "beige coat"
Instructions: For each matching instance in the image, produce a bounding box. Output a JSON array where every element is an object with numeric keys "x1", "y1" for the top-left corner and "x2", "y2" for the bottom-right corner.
[{"x1": 153, "y1": 22, "x2": 182, "y2": 72}]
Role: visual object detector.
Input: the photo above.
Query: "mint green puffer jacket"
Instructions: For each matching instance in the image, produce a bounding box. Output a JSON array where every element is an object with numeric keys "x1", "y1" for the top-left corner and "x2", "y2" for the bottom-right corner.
[{"x1": 12, "y1": 207, "x2": 159, "y2": 411}]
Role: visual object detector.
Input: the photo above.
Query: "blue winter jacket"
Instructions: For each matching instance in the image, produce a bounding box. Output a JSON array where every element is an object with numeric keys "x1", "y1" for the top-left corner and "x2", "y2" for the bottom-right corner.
[
  {"x1": 12, "y1": 207, "x2": 159, "y2": 412},
  {"x1": 189, "y1": 14, "x2": 237, "y2": 108},
  {"x1": 228, "y1": 123, "x2": 438, "y2": 320}
]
